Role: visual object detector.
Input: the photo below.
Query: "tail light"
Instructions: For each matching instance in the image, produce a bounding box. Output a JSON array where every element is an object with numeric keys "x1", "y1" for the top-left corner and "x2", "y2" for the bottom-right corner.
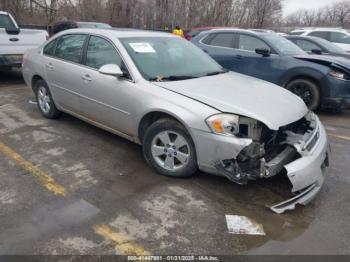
[{"x1": 22, "y1": 53, "x2": 27, "y2": 66}]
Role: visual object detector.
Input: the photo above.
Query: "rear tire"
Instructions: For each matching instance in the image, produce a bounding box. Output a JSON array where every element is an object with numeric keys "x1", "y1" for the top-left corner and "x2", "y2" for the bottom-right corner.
[
  {"x1": 143, "y1": 119, "x2": 198, "y2": 178},
  {"x1": 34, "y1": 80, "x2": 61, "y2": 119},
  {"x1": 285, "y1": 79, "x2": 320, "y2": 111}
]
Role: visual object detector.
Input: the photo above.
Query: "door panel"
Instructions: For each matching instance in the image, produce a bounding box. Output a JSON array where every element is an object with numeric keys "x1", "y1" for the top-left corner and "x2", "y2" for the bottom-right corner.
[
  {"x1": 45, "y1": 34, "x2": 87, "y2": 113},
  {"x1": 232, "y1": 34, "x2": 282, "y2": 84},
  {"x1": 78, "y1": 36, "x2": 134, "y2": 135}
]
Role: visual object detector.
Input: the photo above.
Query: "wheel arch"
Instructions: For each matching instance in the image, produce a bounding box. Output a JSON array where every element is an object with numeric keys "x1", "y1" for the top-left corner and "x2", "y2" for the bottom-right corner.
[
  {"x1": 31, "y1": 75, "x2": 45, "y2": 93},
  {"x1": 138, "y1": 110, "x2": 192, "y2": 145},
  {"x1": 280, "y1": 68, "x2": 326, "y2": 98}
]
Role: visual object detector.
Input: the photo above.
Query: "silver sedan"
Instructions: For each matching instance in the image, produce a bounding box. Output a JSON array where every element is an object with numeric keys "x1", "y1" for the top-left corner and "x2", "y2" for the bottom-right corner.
[{"x1": 22, "y1": 29, "x2": 330, "y2": 213}]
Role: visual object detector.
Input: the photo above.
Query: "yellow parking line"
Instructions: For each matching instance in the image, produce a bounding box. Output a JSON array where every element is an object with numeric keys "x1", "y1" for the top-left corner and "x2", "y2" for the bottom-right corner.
[
  {"x1": 93, "y1": 224, "x2": 150, "y2": 255},
  {"x1": 0, "y1": 141, "x2": 67, "y2": 196},
  {"x1": 329, "y1": 134, "x2": 350, "y2": 141}
]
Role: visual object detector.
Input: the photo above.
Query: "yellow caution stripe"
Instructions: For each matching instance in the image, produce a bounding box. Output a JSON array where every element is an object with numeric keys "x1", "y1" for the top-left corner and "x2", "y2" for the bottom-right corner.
[
  {"x1": 0, "y1": 141, "x2": 67, "y2": 197},
  {"x1": 93, "y1": 224, "x2": 150, "y2": 255}
]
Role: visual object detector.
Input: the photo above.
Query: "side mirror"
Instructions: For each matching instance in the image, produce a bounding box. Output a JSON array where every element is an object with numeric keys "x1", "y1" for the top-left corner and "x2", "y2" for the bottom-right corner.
[
  {"x1": 99, "y1": 64, "x2": 124, "y2": 77},
  {"x1": 311, "y1": 49, "x2": 322, "y2": 55},
  {"x1": 255, "y1": 48, "x2": 271, "y2": 57}
]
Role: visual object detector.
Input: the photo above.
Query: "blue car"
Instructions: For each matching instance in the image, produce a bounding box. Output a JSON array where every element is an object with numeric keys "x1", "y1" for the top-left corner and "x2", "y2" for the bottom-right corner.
[{"x1": 192, "y1": 29, "x2": 350, "y2": 110}]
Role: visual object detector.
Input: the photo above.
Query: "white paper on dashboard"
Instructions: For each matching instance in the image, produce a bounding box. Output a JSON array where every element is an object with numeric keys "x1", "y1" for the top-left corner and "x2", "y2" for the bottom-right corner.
[{"x1": 129, "y1": 43, "x2": 156, "y2": 53}]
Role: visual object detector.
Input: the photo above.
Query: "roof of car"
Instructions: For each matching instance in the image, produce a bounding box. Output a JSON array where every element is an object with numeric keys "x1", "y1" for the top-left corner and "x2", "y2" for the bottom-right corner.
[
  {"x1": 204, "y1": 28, "x2": 275, "y2": 36},
  {"x1": 291, "y1": 27, "x2": 346, "y2": 32},
  {"x1": 0, "y1": 11, "x2": 8, "y2": 15},
  {"x1": 55, "y1": 28, "x2": 176, "y2": 38},
  {"x1": 286, "y1": 35, "x2": 320, "y2": 40}
]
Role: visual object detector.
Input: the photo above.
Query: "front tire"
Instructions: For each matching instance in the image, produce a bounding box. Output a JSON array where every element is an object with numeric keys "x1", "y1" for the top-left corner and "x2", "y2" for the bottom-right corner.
[
  {"x1": 35, "y1": 80, "x2": 61, "y2": 119},
  {"x1": 285, "y1": 79, "x2": 321, "y2": 111},
  {"x1": 143, "y1": 119, "x2": 198, "y2": 178}
]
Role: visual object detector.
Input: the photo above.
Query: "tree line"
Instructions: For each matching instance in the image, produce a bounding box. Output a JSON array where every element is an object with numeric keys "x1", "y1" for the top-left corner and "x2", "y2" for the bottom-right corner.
[{"x1": 0, "y1": 0, "x2": 349, "y2": 30}]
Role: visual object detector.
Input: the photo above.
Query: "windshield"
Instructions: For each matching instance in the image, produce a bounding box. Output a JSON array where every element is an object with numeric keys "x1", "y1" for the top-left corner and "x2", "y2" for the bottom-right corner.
[
  {"x1": 262, "y1": 34, "x2": 306, "y2": 55},
  {"x1": 313, "y1": 37, "x2": 347, "y2": 53},
  {"x1": 121, "y1": 37, "x2": 225, "y2": 81},
  {"x1": 77, "y1": 23, "x2": 112, "y2": 29},
  {"x1": 0, "y1": 14, "x2": 17, "y2": 30}
]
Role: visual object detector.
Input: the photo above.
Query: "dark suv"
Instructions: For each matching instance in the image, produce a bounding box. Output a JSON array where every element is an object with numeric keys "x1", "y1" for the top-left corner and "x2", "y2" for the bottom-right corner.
[{"x1": 192, "y1": 29, "x2": 350, "y2": 110}]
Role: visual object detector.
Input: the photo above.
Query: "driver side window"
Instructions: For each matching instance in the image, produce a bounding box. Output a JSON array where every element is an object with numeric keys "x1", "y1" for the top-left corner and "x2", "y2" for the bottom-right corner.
[
  {"x1": 85, "y1": 36, "x2": 122, "y2": 69},
  {"x1": 238, "y1": 35, "x2": 270, "y2": 52},
  {"x1": 330, "y1": 32, "x2": 350, "y2": 44},
  {"x1": 296, "y1": 40, "x2": 320, "y2": 52}
]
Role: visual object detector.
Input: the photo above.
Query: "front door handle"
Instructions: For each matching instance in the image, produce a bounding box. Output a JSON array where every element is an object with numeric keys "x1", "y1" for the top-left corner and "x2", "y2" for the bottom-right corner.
[
  {"x1": 81, "y1": 74, "x2": 92, "y2": 82},
  {"x1": 235, "y1": 55, "x2": 243, "y2": 59},
  {"x1": 46, "y1": 63, "x2": 54, "y2": 70}
]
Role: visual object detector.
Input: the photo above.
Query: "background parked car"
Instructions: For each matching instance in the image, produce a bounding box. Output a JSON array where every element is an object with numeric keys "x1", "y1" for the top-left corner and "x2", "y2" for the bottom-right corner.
[
  {"x1": 0, "y1": 10, "x2": 48, "y2": 70},
  {"x1": 192, "y1": 29, "x2": 350, "y2": 111},
  {"x1": 185, "y1": 27, "x2": 231, "y2": 41},
  {"x1": 51, "y1": 20, "x2": 111, "y2": 36},
  {"x1": 289, "y1": 28, "x2": 350, "y2": 53},
  {"x1": 286, "y1": 35, "x2": 350, "y2": 59}
]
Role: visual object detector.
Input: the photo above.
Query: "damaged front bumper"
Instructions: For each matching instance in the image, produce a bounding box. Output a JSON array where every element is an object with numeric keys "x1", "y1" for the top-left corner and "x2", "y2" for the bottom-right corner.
[
  {"x1": 271, "y1": 118, "x2": 329, "y2": 213},
  {"x1": 193, "y1": 116, "x2": 330, "y2": 214}
]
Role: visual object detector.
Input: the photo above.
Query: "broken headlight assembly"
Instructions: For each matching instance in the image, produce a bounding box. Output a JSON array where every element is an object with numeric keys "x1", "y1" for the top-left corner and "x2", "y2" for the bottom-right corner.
[
  {"x1": 206, "y1": 114, "x2": 262, "y2": 140},
  {"x1": 329, "y1": 69, "x2": 350, "y2": 81}
]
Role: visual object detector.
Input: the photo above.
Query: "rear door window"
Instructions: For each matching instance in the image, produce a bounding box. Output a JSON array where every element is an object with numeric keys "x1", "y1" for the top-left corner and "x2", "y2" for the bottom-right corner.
[
  {"x1": 43, "y1": 40, "x2": 57, "y2": 56},
  {"x1": 0, "y1": 14, "x2": 17, "y2": 30},
  {"x1": 54, "y1": 34, "x2": 87, "y2": 64},
  {"x1": 85, "y1": 36, "x2": 122, "y2": 69},
  {"x1": 203, "y1": 33, "x2": 234, "y2": 48}
]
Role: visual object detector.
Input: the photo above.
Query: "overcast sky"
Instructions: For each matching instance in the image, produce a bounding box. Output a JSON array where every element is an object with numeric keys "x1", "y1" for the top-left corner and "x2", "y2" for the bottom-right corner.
[{"x1": 283, "y1": 0, "x2": 341, "y2": 16}]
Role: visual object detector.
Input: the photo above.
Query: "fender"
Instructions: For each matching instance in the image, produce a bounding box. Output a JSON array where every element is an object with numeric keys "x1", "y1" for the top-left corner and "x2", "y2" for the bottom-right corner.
[{"x1": 279, "y1": 67, "x2": 326, "y2": 87}]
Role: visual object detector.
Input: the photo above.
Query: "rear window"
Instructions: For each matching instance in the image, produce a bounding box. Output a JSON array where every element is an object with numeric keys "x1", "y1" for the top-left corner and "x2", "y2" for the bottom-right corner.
[
  {"x1": 54, "y1": 34, "x2": 87, "y2": 64},
  {"x1": 43, "y1": 40, "x2": 57, "y2": 56},
  {"x1": 0, "y1": 14, "x2": 17, "y2": 30}
]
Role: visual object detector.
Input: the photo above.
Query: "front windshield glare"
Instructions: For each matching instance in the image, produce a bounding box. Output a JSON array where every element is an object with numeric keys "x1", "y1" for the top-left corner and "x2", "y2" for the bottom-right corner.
[
  {"x1": 121, "y1": 37, "x2": 224, "y2": 81},
  {"x1": 264, "y1": 34, "x2": 306, "y2": 55}
]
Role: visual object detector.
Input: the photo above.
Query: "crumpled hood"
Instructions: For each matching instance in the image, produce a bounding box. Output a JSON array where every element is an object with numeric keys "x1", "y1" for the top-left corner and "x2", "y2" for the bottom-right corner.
[
  {"x1": 294, "y1": 54, "x2": 350, "y2": 73},
  {"x1": 153, "y1": 72, "x2": 308, "y2": 130}
]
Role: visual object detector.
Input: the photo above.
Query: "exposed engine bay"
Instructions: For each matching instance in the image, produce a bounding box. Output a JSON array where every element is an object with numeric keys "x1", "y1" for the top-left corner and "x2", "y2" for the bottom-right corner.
[{"x1": 216, "y1": 112, "x2": 320, "y2": 185}]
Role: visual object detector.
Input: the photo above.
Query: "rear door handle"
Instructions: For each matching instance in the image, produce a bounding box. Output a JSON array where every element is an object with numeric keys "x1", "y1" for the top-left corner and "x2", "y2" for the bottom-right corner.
[
  {"x1": 235, "y1": 55, "x2": 243, "y2": 59},
  {"x1": 81, "y1": 74, "x2": 92, "y2": 82},
  {"x1": 203, "y1": 49, "x2": 209, "y2": 53},
  {"x1": 46, "y1": 63, "x2": 54, "y2": 70}
]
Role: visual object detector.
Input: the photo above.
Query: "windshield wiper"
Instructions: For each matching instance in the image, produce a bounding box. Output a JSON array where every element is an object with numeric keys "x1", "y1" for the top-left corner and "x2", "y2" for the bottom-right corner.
[
  {"x1": 149, "y1": 75, "x2": 199, "y2": 82},
  {"x1": 206, "y1": 69, "x2": 228, "y2": 76}
]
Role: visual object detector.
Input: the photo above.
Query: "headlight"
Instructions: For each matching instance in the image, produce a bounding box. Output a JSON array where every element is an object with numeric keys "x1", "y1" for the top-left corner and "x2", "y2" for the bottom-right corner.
[
  {"x1": 206, "y1": 114, "x2": 240, "y2": 136},
  {"x1": 305, "y1": 111, "x2": 317, "y2": 121},
  {"x1": 329, "y1": 70, "x2": 349, "y2": 81}
]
